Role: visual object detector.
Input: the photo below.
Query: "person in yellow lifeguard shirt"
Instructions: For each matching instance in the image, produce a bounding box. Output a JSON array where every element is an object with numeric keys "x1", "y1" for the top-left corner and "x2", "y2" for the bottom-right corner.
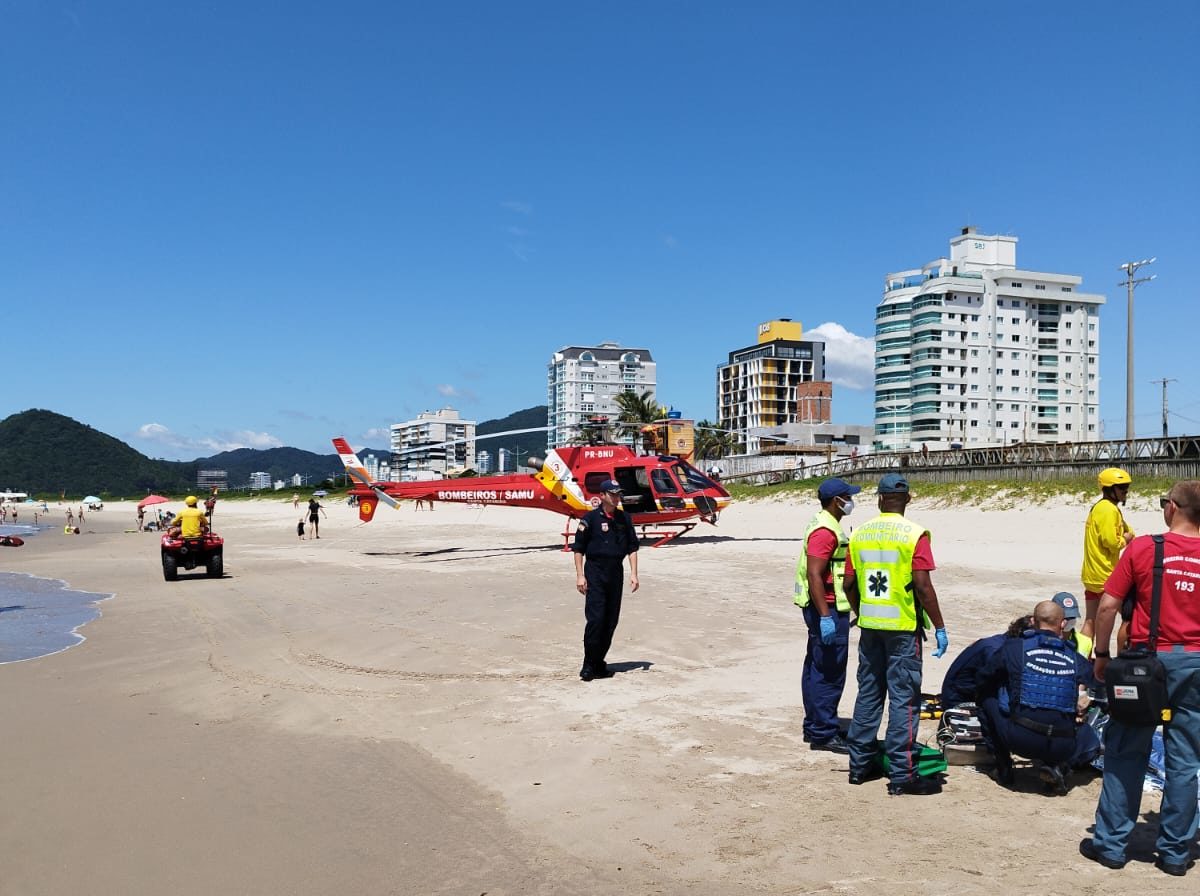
[
  {"x1": 170, "y1": 495, "x2": 210, "y2": 538},
  {"x1": 1080, "y1": 469, "x2": 1133, "y2": 640}
]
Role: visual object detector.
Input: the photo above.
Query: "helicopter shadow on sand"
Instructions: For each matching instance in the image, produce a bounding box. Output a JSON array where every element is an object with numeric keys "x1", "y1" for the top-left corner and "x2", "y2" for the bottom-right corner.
[
  {"x1": 669, "y1": 533, "x2": 803, "y2": 546},
  {"x1": 363, "y1": 543, "x2": 566, "y2": 562}
]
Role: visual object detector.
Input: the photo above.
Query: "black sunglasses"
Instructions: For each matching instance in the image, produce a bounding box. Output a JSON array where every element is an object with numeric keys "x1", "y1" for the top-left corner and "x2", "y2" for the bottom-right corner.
[{"x1": 1161, "y1": 496, "x2": 1175, "y2": 509}]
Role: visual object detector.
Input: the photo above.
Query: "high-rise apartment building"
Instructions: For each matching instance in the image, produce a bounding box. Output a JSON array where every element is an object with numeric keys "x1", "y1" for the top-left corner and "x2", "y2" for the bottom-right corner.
[
  {"x1": 874, "y1": 228, "x2": 1104, "y2": 450},
  {"x1": 717, "y1": 320, "x2": 829, "y2": 454},
  {"x1": 390, "y1": 408, "x2": 476, "y2": 479},
  {"x1": 547, "y1": 343, "x2": 657, "y2": 449}
]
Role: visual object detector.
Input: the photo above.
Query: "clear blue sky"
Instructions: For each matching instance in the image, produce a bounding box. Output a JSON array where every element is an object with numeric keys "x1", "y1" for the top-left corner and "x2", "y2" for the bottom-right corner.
[{"x1": 4, "y1": 2, "x2": 1196, "y2": 459}]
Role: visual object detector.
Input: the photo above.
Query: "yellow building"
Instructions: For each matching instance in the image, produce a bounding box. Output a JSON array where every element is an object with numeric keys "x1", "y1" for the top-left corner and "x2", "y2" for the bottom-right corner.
[{"x1": 717, "y1": 320, "x2": 831, "y2": 453}]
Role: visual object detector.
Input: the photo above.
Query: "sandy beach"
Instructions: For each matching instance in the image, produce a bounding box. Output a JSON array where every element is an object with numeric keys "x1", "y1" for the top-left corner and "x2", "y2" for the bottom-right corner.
[{"x1": 0, "y1": 492, "x2": 1191, "y2": 894}]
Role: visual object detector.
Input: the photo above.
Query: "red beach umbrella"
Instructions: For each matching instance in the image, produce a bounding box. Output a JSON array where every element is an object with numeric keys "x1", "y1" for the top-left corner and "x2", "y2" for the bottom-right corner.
[{"x1": 137, "y1": 494, "x2": 170, "y2": 509}]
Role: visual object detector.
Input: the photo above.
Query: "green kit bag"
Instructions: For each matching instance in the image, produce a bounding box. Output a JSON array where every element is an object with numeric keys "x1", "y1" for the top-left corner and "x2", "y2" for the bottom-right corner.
[{"x1": 873, "y1": 740, "x2": 948, "y2": 778}]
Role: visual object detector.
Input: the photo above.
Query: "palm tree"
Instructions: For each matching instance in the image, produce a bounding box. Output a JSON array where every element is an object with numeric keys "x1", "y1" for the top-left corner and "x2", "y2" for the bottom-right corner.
[
  {"x1": 614, "y1": 390, "x2": 667, "y2": 447},
  {"x1": 694, "y1": 419, "x2": 737, "y2": 460}
]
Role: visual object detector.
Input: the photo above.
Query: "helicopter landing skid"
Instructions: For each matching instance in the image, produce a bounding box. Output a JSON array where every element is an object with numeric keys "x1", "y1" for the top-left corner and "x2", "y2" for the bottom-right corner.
[
  {"x1": 560, "y1": 519, "x2": 698, "y2": 550},
  {"x1": 638, "y1": 522, "x2": 696, "y2": 547}
]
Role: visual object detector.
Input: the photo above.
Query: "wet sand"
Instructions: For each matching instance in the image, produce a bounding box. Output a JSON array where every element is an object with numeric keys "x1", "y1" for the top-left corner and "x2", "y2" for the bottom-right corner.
[{"x1": 0, "y1": 494, "x2": 1188, "y2": 894}]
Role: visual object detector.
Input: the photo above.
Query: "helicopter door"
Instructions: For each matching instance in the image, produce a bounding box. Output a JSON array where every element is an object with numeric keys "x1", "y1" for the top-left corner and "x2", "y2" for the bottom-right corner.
[
  {"x1": 649, "y1": 468, "x2": 685, "y2": 510},
  {"x1": 614, "y1": 467, "x2": 654, "y2": 516}
]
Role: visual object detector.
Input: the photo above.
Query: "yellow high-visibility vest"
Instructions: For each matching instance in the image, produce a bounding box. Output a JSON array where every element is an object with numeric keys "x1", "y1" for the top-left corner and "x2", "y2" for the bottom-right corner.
[
  {"x1": 848, "y1": 513, "x2": 929, "y2": 632},
  {"x1": 794, "y1": 509, "x2": 850, "y2": 612}
]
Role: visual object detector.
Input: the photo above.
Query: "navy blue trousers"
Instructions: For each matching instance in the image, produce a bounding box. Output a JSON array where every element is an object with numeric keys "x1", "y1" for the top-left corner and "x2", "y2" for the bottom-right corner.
[
  {"x1": 979, "y1": 697, "x2": 1099, "y2": 769},
  {"x1": 801, "y1": 604, "x2": 850, "y2": 742},
  {"x1": 583, "y1": 558, "x2": 624, "y2": 670}
]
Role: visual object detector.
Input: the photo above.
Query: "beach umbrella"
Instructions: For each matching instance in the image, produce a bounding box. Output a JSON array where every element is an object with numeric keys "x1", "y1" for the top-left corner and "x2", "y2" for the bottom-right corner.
[
  {"x1": 83, "y1": 495, "x2": 102, "y2": 504},
  {"x1": 138, "y1": 494, "x2": 169, "y2": 508},
  {"x1": 312, "y1": 490, "x2": 328, "y2": 497}
]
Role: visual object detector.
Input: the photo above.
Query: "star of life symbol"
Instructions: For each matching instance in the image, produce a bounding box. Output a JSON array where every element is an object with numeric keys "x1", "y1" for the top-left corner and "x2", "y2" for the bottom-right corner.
[{"x1": 868, "y1": 570, "x2": 889, "y2": 597}]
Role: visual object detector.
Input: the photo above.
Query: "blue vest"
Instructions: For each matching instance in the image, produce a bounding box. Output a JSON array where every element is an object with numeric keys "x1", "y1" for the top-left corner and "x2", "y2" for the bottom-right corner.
[{"x1": 1016, "y1": 632, "x2": 1078, "y2": 715}]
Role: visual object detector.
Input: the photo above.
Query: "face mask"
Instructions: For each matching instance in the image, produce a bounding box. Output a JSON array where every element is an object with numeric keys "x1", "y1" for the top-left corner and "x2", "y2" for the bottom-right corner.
[{"x1": 839, "y1": 498, "x2": 855, "y2": 516}]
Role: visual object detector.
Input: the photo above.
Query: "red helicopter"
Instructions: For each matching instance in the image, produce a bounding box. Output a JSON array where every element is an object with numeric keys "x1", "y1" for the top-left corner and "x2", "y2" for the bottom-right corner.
[{"x1": 332, "y1": 425, "x2": 731, "y2": 546}]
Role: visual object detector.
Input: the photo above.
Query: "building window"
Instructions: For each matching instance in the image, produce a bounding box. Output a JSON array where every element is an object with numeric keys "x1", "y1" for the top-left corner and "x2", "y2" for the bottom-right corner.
[
  {"x1": 971, "y1": 315, "x2": 979, "y2": 321},
  {"x1": 1011, "y1": 317, "x2": 1019, "y2": 325},
  {"x1": 1011, "y1": 369, "x2": 1019, "y2": 376},
  {"x1": 580, "y1": 351, "x2": 594, "y2": 361},
  {"x1": 1062, "y1": 287, "x2": 1073, "y2": 292},
  {"x1": 971, "y1": 349, "x2": 979, "y2": 357},
  {"x1": 1011, "y1": 335, "x2": 1020, "y2": 343},
  {"x1": 1010, "y1": 403, "x2": 1020, "y2": 411},
  {"x1": 1011, "y1": 421, "x2": 1020, "y2": 428},
  {"x1": 1035, "y1": 284, "x2": 1046, "y2": 291},
  {"x1": 998, "y1": 300, "x2": 1005, "y2": 307},
  {"x1": 970, "y1": 385, "x2": 979, "y2": 392},
  {"x1": 1089, "y1": 322, "x2": 1096, "y2": 331},
  {"x1": 1011, "y1": 282, "x2": 1023, "y2": 288},
  {"x1": 971, "y1": 420, "x2": 979, "y2": 427},
  {"x1": 970, "y1": 402, "x2": 978, "y2": 409}
]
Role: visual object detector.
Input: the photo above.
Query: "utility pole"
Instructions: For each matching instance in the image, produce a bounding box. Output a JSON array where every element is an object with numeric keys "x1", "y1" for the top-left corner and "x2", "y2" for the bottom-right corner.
[
  {"x1": 1152, "y1": 377, "x2": 1176, "y2": 439},
  {"x1": 1119, "y1": 257, "x2": 1156, "y2": 442}
]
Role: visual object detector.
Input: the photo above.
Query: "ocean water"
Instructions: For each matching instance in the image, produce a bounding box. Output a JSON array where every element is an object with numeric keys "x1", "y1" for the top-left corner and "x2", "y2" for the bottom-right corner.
[{"x1": 0, "y1": 571, "x2": 113, "y2": 663}]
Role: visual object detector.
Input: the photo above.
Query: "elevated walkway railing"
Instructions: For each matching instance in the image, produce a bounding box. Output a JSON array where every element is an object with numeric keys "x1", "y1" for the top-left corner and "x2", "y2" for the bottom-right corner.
[{"x1": 719, "y1": 435, "x2": 1200, "y2": 487}]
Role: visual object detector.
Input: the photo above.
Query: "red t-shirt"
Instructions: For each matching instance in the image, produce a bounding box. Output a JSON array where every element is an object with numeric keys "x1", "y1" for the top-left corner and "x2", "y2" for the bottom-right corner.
[
  {"x1": 843, "y1": 534, "x2": 935, "y2": 577},
  {"x1": 806, "y1": 527, "x2": 840, "y2": 587},
  {"x1": 1104, "y1": 532, "x2": 1200, "y2": 649}
]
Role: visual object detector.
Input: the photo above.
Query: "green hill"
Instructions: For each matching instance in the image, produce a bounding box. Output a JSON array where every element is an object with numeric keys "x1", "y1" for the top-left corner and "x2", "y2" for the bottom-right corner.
[
  {"x1": 0, "y1": 407, "x2": 550, "y2": 496},
  {"x1": 0, "y1": 409, "x2": 194, "y2": 496},
  {"x1": 476, "y1": 406, "x2": 549, "y2": 466}
]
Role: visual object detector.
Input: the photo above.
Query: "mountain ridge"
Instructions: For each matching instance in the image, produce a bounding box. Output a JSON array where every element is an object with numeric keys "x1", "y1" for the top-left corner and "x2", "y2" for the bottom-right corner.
[{"x1": 0, "y1": 407, "x2": 549, "y2": 496}]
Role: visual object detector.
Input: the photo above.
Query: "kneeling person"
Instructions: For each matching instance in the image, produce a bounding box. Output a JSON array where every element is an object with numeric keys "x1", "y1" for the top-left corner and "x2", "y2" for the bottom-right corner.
[{"x1": 976, "y1": 600, "x2": 1097, "y2": 790}]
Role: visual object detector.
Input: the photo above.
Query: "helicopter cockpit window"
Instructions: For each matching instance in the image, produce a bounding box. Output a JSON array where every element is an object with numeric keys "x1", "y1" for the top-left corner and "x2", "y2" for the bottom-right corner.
[
  {"x1": 674, "y1": 460, "x2": 716, "y2": 494},
  {"x1": 650, "y1": 469, "x2": 679, "y2": 494}
]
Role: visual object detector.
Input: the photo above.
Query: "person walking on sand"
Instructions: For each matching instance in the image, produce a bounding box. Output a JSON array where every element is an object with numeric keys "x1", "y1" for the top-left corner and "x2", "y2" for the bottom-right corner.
[
  {"x1": 793, "y1": 477, "x2": 861, "y2": 754},
  {"x1": 292, "y1": 493, "x2": 300, "y2": 510},
  {"x1": 1081, "y1": 480, "x2": 1200, "y2": 877},
  {"x1": 1080, "y1": 468, "x2": 1134, "y2": 641},
  {"x1": 297, "y1": 517, "x2": 305, "y2": 540},
  {"x1": 66, "y1": 508, "x2": 74, "y2": 526},
  {"x1": 572, "y1": 479, "x2": 639, "y2": 681},
  {"x1": 307, "y1": 497, "x2": 326, "y2": 539},
  {"x1": 842, "y1": 473, "x2": 949, "y2": 796}
]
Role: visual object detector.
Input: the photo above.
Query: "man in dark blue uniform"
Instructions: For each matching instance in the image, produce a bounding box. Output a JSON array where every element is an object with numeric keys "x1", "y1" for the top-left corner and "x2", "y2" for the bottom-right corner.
[
  {"x1": 573, "y1": 479, "x2": 640, "y2": 681},
  {"x1": 976, "y1": 599, "x2": 1098, "y2": 792}
]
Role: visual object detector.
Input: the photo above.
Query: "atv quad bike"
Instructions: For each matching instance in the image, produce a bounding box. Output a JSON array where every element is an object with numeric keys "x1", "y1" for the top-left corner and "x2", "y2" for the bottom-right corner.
[{"x1": 160, "y1": 531, "x2": 224, "y2": 581}]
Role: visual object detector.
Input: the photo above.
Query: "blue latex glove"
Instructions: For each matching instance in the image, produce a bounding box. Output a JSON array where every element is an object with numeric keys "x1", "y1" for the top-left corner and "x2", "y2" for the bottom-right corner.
[
  {"x1": 819, "y1": 615, "x2": 836, "y2": 645},
  {"x1": 933, "y1": 628, "x2": 949, "y2": 658}
]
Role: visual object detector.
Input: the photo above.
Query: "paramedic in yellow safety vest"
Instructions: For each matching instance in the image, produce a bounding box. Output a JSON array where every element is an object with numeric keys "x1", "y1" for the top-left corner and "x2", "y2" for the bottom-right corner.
[
  {"x1": 794, "y1": 477, "x2": 861, "y2": 754},
  {"x1": 1080, "y1": 468, "x2": 1133, "y2": 641},
  {"x1": 171, "y1": 495, "x2": 210, "y2": 538},
  {"x1": 842, "y1": 473, "x2": 948, "y2": 796}
]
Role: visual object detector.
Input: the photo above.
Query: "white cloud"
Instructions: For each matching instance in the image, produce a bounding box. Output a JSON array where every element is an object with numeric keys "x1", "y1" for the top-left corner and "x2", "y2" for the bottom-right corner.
[
  {"x1": 501, "y1": 200, "x2": 532, "y2": 215},
  {"x1": 662, "y1": 233, "x2": 679, "y2": 249},
  {"x1": 136, "y1": 423, "x2": 283, "y2": 456},
  {"x1": 436, "y1": 384, "x2": 479, "y2": 402},
  {"x1": 362, "y1": 427, "x2": 391, "y2": 443},
  {"x1": 806, "y1": 322, "x2": 875, "y2": 390}
]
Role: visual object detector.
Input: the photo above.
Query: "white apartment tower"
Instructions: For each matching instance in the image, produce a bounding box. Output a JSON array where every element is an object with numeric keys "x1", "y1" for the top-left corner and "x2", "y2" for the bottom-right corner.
[
  {"x1": 547, "y1": 343, "x2": 657, "y2": 449},
  {"x1": 390, "y1": 408, "x2": 476, "y2": 479},
  {"x1": 874, "y1": 228, "x2": 1105, "y2": 450}
]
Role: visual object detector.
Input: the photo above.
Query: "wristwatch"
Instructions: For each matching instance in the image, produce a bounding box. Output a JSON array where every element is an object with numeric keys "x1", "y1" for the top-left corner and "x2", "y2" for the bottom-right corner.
[{"x1": 1094, "y1": 650, "x2": 1111, "y2": 658}]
